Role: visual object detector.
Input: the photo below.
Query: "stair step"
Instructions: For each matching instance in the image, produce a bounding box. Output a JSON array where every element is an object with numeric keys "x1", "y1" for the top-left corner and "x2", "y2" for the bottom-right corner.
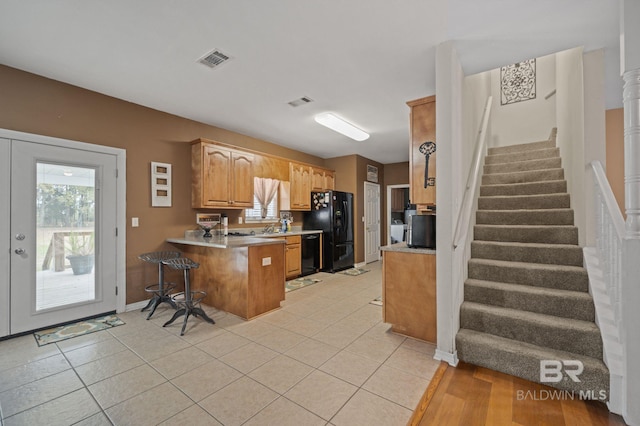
[
  {"x1": 460, "y1": 302, "x2": 602, "y2": 359},
  {"x1": 487, "y1": 139, "x2": 556, "y2": 155},
  {"x1": 476, "y1": 208, "x2": 574, "y2": 226},
  {"x1": 464, "y1": 279, "x2": 595, "y2": 321},
  {"x1": 482, "y1": 168, "x2": 564, "y2": 185},
  {"x1": 484, "y1": 157, "x2": 562, "y2": 175},
  {"x1": 468, "y1": 258, "x2": 589, "y2": 292},
  {"x1": 471, "y1": 241, "x2": 583, "y2": 266},
  {"x1": 484, "y1": 147, "x2": 560, "y2": 165},
  {"x1": 456, "y1": 329, "x2": 609, "y2": 398},
  {"x1": 474, "y1": 225, "x2": 579, "y2": 244},
  {"x1": 480, "y1": 180, "x2": 567, "y2": 197},
  {"x1": 478, "y1": 193, "x2": 570, "y2": 210}
]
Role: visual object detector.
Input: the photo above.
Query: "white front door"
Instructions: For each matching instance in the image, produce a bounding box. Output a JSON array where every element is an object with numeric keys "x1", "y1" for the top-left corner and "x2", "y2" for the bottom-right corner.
[
  {"x1": 364, "y1": 182, "x2": 380, "y2": 264},
  {"x1": 9, "y1": 139, "x2": 118, "y2": 334}
]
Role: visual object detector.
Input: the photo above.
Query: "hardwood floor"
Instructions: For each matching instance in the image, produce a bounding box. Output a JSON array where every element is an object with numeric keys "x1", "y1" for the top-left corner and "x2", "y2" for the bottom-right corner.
[{"x1": 410, "y1": 362, "x2": 627, "y2": 426}]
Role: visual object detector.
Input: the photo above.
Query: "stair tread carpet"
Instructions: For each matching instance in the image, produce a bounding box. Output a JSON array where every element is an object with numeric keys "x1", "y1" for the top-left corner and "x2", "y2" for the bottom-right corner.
[
  {"x1": 470, "y1": 240, "x2": 583, "y2": 266},
  {"x1": 476, "y1": 208, "x2": 575, "y2": 225},
  {"x1": 481, "y1": 168, "x2": 564, "y2": 185},
  {"x1": 478, "y1": 193, "x2": 571, "y2": 210},
  {"x1": 456, "y1": 329, "x2": 609, "y2": 397},
  {"x1": 464, "y1": 278, "x2": 595, "y2": 321},
  {"x1": 468, "y1": 258, "x2": 589, "y2": 292},
  {"x1": 483, "y1": 157, "x2": 562, "y2": 174},
  {"x1": 473, "y1": 224, "x2": 579, "y2": 244},
  {"x1": 484, "y1": 147, "x2": 560, "y2": 164},
  {"x1": 487, "y1": 139, "x2": 556, "y2": 155},
  {"x1": 480, "y1": 180, "x2": 567, "y2": 196},
  {"x1": 460, "y1": 302, "x2": 602, "y2": 359}
]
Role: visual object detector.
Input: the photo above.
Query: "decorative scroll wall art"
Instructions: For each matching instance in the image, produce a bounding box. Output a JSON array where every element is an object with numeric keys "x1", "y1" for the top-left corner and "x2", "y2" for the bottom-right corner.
[{"x1": 500, "y1": 59, "x2": 536, "y2": 105}]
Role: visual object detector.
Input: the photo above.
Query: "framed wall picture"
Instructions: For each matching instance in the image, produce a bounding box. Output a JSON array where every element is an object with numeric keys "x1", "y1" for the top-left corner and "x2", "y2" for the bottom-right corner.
[
  {"x1": 151, "y1": 161, "x2": 172, "y2": 207},
  {"x1": 367, "y1": 165, "x2": 378, "y2": 183}
]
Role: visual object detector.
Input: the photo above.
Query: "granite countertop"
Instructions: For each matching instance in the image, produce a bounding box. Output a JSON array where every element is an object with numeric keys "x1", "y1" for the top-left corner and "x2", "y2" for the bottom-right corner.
[
  {"x1": 167, "y1": 229, "x2": 322, "y2": 249},
  {"x1": 167, "y1": 234, "x2": 286, "y2": 249},
  {"x1": 381, "y1": 242, "x2": 436, "y2": 255}
]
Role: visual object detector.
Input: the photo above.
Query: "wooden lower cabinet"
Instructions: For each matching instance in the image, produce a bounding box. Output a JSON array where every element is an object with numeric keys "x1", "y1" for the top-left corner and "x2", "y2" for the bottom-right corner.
[
  {"x1": 382, "y1": 249, "x2": 436, "y2": 343},
  {"x1": 174, "y1": 242, "x2": 285, "y2": 319},
  {"x1": 276, "y1": 235, "x2": 301, "y2": 279}
]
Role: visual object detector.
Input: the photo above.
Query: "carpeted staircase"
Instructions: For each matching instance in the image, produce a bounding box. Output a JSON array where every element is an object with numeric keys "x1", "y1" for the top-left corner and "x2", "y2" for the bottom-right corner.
[{"x1": 456, "y1": 131, "x2": 609, "y2": 398}]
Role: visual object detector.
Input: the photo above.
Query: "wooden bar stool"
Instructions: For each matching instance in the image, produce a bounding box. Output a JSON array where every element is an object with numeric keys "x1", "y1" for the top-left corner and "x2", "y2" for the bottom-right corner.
[
  {"x1": 162, "y1": 257, "x2": 214, "y2": 335},
  {"x1": 138, "y1": 251, "x2": 181, "y2": 319}
]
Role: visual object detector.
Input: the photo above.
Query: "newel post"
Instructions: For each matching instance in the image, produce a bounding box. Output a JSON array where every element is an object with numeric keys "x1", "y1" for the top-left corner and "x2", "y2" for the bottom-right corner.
[
  {"x1": 620, "y1": 1, "x2": 640, "y2": 423},
  {"x1": 623, "y1": 69, "x2": 640, "y2": 236}
]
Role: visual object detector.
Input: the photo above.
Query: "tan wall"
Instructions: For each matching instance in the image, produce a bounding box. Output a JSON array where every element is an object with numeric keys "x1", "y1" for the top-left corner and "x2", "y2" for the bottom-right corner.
[
  {"x1": 0, "y1": 65, "x2": 327, "y2": 304},
  {"x1": 383, "y1": 162, "x2": 409, "y2": 186},
  {"x1": 606, "y1": 108, "x2": 625, "y2": 218}
]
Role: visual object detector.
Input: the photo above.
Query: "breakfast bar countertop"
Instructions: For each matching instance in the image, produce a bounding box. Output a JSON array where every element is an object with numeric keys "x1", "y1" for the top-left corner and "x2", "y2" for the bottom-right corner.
[
  {"x1": 380, "y1": 242, "x2": 436, "y2": 255},
  {"x1": 166, "y1": 229, "x2": 322, "y2": 249},
  {"x1": 166, "y1": 234, "x2": 286, "y2": 249}
]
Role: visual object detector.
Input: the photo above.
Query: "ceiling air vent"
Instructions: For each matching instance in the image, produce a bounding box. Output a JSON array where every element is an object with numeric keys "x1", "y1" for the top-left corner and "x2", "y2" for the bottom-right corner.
[
  {"x1": 198, "y1": 49, "x2": 231, "y2": 69},
  {"x1": 288, "y1": 96, "x2": 314, "y2": 107}
]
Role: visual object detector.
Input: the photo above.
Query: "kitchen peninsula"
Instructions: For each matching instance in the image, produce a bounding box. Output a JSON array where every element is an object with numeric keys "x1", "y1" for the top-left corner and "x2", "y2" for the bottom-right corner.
[
  {"x1": 167, "y1": 234, "x2": 286, "y2": 320},
  {"x1": 381, "y1": 242, "x2": 436, "y2": 343}
]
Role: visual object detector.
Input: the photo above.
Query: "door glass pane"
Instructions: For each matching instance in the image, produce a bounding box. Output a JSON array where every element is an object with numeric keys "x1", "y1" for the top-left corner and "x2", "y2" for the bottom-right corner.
[{"x1": 36, "y1": 163, "x2": 96, "y2": 311}]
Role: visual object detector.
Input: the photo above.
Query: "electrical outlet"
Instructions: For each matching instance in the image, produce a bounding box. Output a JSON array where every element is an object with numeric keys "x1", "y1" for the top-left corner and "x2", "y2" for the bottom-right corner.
[
  {"x1": 132, "y1": 217, "x2": 139, "y2": 227},
  {"x1": 262, "y1": 257, "x2": 271, "y2": 266},
  {"x1": 238, "y1": 217, "x2": 243, "y2": 224}
]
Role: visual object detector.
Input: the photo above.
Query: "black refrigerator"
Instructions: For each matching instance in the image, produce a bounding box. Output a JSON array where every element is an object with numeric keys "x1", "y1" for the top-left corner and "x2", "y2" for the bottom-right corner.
[{"x1": 303, "y1": 191, "x2": 354, "y2": 273}]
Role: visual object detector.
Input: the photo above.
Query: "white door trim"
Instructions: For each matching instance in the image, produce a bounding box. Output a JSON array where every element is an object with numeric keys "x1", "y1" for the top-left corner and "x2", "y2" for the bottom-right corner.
[
  {"x1": 386, "y1": 184, "x2": 409, "y2": 246},
  {"x1": 0, "y1": 139, "x2": 10, "y2": 336},
  {"x1": 0, "y1": 129, "x2": 127, "y2": 318},
  {"x1": 364, "y1": 181, "x2": 380, "y2": 264}
]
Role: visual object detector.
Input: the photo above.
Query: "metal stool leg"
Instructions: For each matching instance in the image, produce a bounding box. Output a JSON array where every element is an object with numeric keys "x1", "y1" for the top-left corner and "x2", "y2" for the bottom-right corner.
[
  {"x1": 161, "y1": 258, "x2": 214, "y2": 335},
  {"x1": 139, "y1": 251, "x2": 180, "y2": 319}
]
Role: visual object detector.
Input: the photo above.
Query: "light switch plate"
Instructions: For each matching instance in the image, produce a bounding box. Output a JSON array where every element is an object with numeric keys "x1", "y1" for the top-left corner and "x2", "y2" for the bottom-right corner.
[
  {"x1": 262, "y1": 257, "x2": 271, "y2": 266},
  {"x1": 132, "y1": 217, "x2": 139, "y2": 227}
]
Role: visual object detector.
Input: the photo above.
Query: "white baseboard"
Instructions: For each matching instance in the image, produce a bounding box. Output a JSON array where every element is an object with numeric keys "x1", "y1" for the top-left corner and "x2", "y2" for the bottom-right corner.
[
  {"x1": 125, "y1": 300, "x2": 148, "y2": 312},
  {"x1": 354, "y1": 261, "x2": 366, "y2": 268},
  {"x1": 434, "y1": 349, "x2": 459, "y2": 366}
]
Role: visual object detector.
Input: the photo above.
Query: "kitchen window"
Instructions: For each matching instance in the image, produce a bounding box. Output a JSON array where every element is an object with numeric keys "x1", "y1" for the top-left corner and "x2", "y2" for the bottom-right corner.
[{"x1": 245, "y1": 191, "x2": 278, "y2": 221}]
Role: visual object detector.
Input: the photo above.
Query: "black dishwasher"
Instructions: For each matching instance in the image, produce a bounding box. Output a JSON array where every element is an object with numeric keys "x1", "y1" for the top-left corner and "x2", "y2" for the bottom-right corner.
[{"x1": 300, "y1": 233, "x2": 321, "y2": 276}]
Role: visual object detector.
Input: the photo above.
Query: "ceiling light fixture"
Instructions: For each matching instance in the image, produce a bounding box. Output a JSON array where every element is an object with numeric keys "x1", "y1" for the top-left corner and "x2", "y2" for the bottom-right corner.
[{"x1": 314, "y1": 113, "x2": 369, "y2": 141}]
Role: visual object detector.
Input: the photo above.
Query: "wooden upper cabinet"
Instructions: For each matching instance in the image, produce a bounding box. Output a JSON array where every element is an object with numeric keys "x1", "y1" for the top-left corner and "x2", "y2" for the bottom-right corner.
[
  {"x1": 324, "y1": 170, "x2": 335, "y2": 190},
  {"x1": 230, "y1": 151, "x2": 254, "y2": 207},
  {"x1": 407, "y1": 96, "x2": 436, "y2": 207},
  {"x1": 311, "y1": 167, "x2": 324, "y2": 191},
  {"x1": 289, "y1": 162, "x2": 311, "y2": 210},
  {"x1": 311, "y1": 167, "x2": 335, "y2": 191},
  {"x1": 192, "y1": 141, "x2": 254, "y2": 209}
]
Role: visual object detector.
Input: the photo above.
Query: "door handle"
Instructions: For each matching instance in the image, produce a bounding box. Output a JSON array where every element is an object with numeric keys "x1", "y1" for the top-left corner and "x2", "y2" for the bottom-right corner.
[{"x1": 15, "y1": 248, "x2": 26, "y2": 255}]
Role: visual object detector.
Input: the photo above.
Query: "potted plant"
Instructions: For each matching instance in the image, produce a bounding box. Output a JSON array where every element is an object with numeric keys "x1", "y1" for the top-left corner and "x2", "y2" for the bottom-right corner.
[{"x1": 66, "y1": 231, "x2": 94, "y2": 275}]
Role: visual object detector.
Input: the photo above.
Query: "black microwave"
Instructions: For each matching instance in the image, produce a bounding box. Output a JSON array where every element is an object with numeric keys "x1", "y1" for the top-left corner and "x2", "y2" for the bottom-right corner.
[{"x1": 407, "y1": 214, "x2": 436, "y2": 249}]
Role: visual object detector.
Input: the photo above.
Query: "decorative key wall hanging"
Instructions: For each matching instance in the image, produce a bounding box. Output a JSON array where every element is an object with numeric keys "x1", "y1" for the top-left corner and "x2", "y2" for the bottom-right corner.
[{"x1": 419, "y1": 141, "x2": 436, "y2": 188}]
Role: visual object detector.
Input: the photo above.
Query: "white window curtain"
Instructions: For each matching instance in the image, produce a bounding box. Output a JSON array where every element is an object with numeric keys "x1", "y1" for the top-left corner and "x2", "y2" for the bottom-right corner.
[{"x1": 254, "y1": 177, "x2": 280, "y2": 218}]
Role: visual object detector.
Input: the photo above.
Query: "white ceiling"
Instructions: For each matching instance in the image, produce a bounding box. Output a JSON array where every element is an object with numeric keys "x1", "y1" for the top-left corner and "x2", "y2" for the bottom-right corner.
[{"x1": 0, "y1": 1, "x2": 621, "y2": 164}]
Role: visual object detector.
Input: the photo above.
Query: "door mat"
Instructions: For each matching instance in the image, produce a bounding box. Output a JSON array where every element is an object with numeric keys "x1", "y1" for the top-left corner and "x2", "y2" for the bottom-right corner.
[
  {"x1": 286, "y1": 278, "x2": 322, "y2": 292},
  {"x1": 33, "y1": 315, "x2": 125, "y2": 346},
  {"x1": 341, "y1": 268, "x2": 369, "y2": 276},
  {"x1": 370, "y1": 297, "x2": 383, "y2": 306}
]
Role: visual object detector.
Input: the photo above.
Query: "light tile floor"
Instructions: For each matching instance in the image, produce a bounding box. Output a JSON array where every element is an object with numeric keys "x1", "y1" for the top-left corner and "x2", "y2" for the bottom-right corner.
[{"x1": 0, "y1": 261, "x2": 440, "y2": 425}]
